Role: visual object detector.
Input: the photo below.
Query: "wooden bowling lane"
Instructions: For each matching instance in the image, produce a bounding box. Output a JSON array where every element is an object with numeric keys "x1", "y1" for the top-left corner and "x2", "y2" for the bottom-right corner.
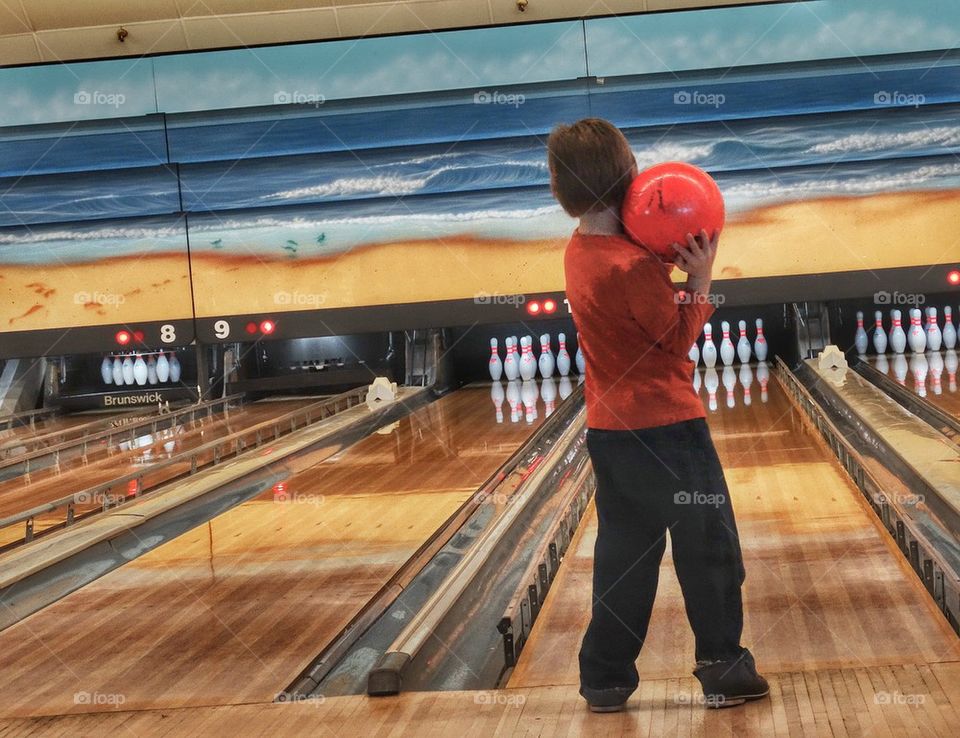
[
  {"x1": 0, "y1": 386, "x2": 545, "y2": 719},
  {"x1": 0, "y1": 399, "x2": 304, "y2": 544},
  {"x1": 0, "y1": 411, "x2": 106, "y2": 451},
  {"x1": 4, "y1": 663, "x2": 960, "y2": 737},
  {"x1": 508, "y1": 374, "x2": 960, "y2": 691},
  {"x1": 867, "y1": 352, "x2": 960, "y2": 420}
]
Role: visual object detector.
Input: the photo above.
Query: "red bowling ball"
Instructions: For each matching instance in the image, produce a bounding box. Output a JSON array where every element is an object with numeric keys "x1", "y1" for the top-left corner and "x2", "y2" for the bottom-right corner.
[{"x1": 622, "y1": 162, "x2": 725, "y2": 259}]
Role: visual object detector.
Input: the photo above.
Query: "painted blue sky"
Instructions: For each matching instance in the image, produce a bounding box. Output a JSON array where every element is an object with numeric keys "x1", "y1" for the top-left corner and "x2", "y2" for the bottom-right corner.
[{"x1": 0, "y1": 0, "x2": 957, "y2": 126}]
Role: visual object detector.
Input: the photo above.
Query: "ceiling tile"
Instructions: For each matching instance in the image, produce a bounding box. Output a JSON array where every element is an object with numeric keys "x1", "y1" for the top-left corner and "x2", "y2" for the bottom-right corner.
[
  {"x1": 24, "y1": 0, "x2": 182, "y2": 32},
  {"x1": 0, "y1": 1, "x2": 32, "y2": 36},
  {"x1": 490, "y1": 0, "x2": 647, "y2": 24},
  {"x1": 0, "y1": 33, "x2": 40, "y2": 65},
  {"x1": 36, "y1": 20, "x2": 189, "y2": 63},
  {"x1": 182, "y1": 8, "x2": 339, "y2": 50},
  {"x1": 336, "y1": 0, "x2": 492, "y2": 38},
  {"x1": 177, "y1": 0, "x2": 336, "y2": 17}
]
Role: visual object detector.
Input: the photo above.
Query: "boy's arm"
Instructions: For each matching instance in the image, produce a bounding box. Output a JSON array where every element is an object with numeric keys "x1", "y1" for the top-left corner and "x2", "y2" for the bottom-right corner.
[{"x1": 623, "y1": 260, "x2": 714, "y2": 356}]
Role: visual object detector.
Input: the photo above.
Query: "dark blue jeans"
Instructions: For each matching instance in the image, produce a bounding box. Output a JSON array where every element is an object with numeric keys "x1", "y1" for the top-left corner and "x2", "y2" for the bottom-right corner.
[{"x1": 579, "y1": 418, "x2": 746, "y2": 702}]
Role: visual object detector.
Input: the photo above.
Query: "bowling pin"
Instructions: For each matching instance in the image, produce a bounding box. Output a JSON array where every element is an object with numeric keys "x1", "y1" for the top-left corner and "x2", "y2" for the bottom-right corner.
[
  {"x1": 754, "y1": 319, "x2": 768, "y2": 362},
  {"x1": 739, "y1": 363, "x2": 753, "y2": 406},
  {"x1": 701, "y1": 323, "x2": 718, "y2": 368},
  {"x1": 156, "y1": 352, "x2": 170, "y2": 382},
  {"x1": 688, "y1": 341, "x2": 700, "y2": 366},
  {"x1": 928, "y1": 352, "x2": 943, "y2": 395},
  {"x1": 872, "y1": 311, "x2": 887, "y2": 354},
  {"x1": 503, "y1": 337, "x2": 520, "y2": 381},
  {"x1": 521, "y1": 379, "x2": 538, "y2": 423},
  {"x1": 541, "y1": 377, "x2": 557, "y2": 417},
  {"x1": 147, "y1": 355, "x2": 158, "y2": 385},
  {"x1": 133, "y1": 354, "x2": 148, "y2": 386},
  {"x1": 112, "y1": 356, "x2": 124, "y2": 385},
  {"x1": 907, "y1": 308, "x2": 926, "y2": 353},
  {"x1": 575, "y1": 334, "x2": 586, "y2": 374},
  {"x1": 121, "y1": 355, "x2": 135, "y2": 385},
  {"x1": 944, "y1": 349, "x2": 957, "y2": 392},
  {"x1": 889, "y1": 310, "x2": 906, "y2": 354},
  {"x1": 756, "y1": 361, "x2": 770, "y2": 403},
  {"x1": 703, "y1": 367, "x2": 719, "y2": 412},
  {"x1": 736, "y1": 320, "x2": 751, "y2": 364},
  {"x1": 490, "y1": 381, "x2": 504, "y2": 423},
  {"x1": 505, "y1": 380, "x2": 521, "y2": 423},
  {"x1": 519, "y1": 336, "x2": 538, "y2": 381},
  {"x1": 854, "y1": 311, "x2": 868, "y2": 355},
  {"x1": 558, "y1": 375, "x2": 573, "y2": 400},
  {"x1": 942, "y1": 307, "x2": 957, "y2": 350},
  {"x1": 722, "y1": 365, "x2": 737, "y2": 408},
  {"x1": 101, "y1": 356, "x2": 113, "y2": 385},
  {"x1": 556, "y1": 333, "x2": 572, "y2": 376},
  {"x1": 719, "y1": 321, "x2": 735, "y2": 367},
  {"x1": 538, "y1": 334, "x2": 555, "y2": 379},
  {"x1": 169, "y1": 353, "x2": 182, "y2": 383},
  {"x1": 488, "y1": 338, "x2": 503, "y2": 381},
  {"x1": 926, "y1": 307, "x2": 942, "y2": 352}
]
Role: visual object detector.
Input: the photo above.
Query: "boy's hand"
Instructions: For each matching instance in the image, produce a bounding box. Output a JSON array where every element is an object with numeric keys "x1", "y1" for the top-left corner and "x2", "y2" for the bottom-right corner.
[{"x1": 671, "y1": 229, "x2": 718, "y2": 278}]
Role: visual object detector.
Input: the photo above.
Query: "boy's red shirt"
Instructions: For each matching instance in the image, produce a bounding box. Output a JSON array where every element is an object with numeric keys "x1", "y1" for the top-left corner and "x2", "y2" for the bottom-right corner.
[{"x1": 564, "y1": 230, "x2": 714, "y2": 431}]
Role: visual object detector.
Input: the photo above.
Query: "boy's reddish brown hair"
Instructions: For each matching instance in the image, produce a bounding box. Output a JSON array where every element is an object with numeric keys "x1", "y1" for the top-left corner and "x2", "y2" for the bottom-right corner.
[{"x1": 547, "y1": 118, "x2": 636, "y2": 217}]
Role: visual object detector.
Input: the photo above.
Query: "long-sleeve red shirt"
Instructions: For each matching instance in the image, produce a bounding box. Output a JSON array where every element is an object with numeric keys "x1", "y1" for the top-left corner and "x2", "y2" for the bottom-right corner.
[{"x1": 564, "y1": 230, "x2": 714, "y2": 430}]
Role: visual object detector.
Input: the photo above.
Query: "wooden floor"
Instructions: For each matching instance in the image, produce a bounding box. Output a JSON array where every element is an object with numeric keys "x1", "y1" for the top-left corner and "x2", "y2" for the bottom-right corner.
[
  {"x1": 508, "y1": 376, "x2": 960, "y2": 690},
  {"x1": 1, "y1": 662, "x2": 958, "y2": 736},
  {"x1": 2, "y1": 376, "x2": 959, "y2": 736},
  {"x1": 0, "y1": 388, "x2": 542, "y2": 720}
]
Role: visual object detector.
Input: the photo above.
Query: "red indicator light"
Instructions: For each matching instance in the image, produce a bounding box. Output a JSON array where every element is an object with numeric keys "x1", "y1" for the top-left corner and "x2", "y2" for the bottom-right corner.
[
  {"x1": 260, "y1": 320, "x2": 276, "y2": 335},
  {"x1": 543, "y1": 299, "x2": 557, "y2": 314},
  {"x1": 273, "y1": 482, "x2": 287, "y2": 501},
  {"x1": 527, "y1": 301, "x2": 541, "y2": 315},
  {"x1": 949, "y1": 270, "x2": 960, "y2": 286},
  {"x1": 115, "y1": 330, "x2": 131, "y2": 346},
  {"x1": 127, "y1": 479, "x2": 139, "y2": 496},
  {"x1": 245, "y1": 322, "x2": 258, "y2": 335}
]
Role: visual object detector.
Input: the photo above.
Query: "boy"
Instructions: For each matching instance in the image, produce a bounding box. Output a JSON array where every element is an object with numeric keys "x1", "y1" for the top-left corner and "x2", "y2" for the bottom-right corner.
[{"x1": 547, "y1": 118, "x2": 768, "y2": 712}]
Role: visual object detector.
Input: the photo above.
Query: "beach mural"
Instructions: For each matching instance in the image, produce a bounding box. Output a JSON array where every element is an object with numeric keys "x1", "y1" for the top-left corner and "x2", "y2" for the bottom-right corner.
[
  {"x1": 0, "y1": 0, "x2": 957, "y2": 349},
  {"x1": 186, "y1": 96, "x2": 960, "y2": 319},
  {"x1": 0, "y1": 217, "x2": 192, "y2": 334}
]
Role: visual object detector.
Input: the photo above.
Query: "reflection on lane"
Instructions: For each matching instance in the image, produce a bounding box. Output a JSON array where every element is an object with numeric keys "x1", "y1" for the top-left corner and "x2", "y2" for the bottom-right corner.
[{"x1": 866, "y1": 351, "x2": 960, "y2": 418}]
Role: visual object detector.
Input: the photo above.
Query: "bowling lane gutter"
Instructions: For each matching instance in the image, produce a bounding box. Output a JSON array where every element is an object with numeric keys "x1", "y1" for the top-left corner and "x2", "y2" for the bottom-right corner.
[
  {"x1": 853, "y1": 359, "x2": 960, "y2": 448},
  {"x1": 286, "y1": 383, "x2": 587, "y2": 700},
  {"x1": 0, "y1": 386, "x2": 432, "y2": 632},
  {"x1": 779, "y1": 358, "x2": 960, "y2": 636},
  {"x1": 0, "y1": 393, "x2": 245, "y2": 480}
]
